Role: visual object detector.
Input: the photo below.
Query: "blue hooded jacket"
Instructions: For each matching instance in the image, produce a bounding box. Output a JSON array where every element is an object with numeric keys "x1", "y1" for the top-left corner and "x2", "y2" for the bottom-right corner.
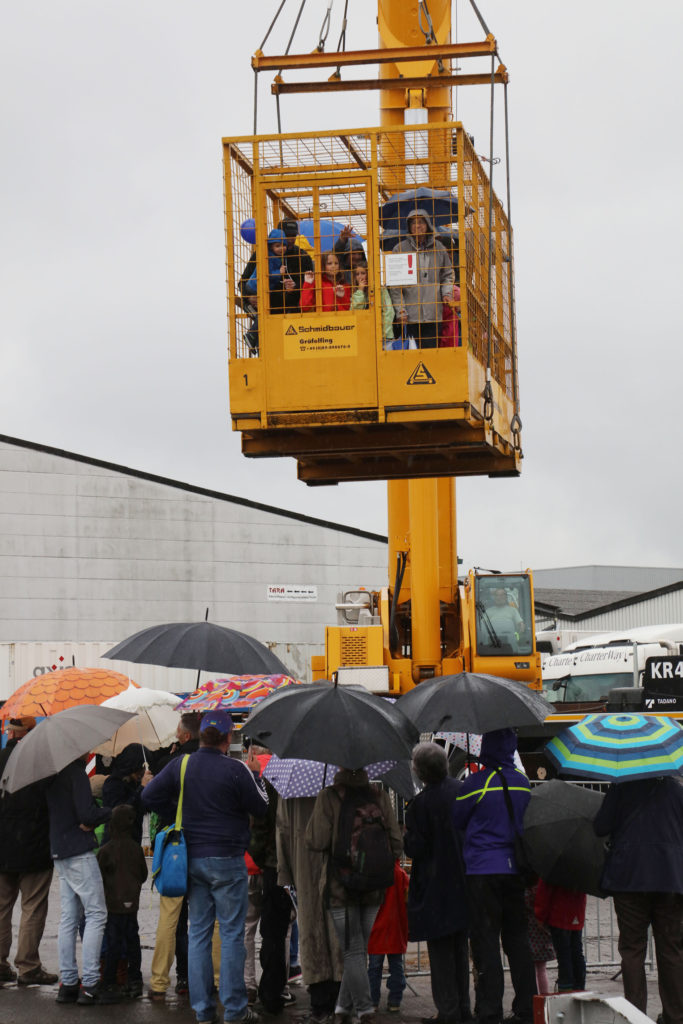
[
  {"x1": 244, "y1": 228, "x2": 288, "y2": 295},
  {"x1": 451, "y1": 728, "x2": 530, "y2": 875},
  {"x1": 244, "y1": 228, "x2": 312, "y2": 312}
]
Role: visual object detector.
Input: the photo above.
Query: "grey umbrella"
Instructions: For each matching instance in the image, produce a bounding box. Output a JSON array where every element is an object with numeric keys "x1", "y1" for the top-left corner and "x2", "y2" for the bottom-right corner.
[
  {"x1": 242, "y1": 681, "x2": 419, "y2": 770},
  {"x1": 396, "y1": 672, "x2": 552, "y2": 734},
  {"x1": 0, "y1": 705, "x2": 135, "y2": 793},
  {"x1": 103, "y1": 621, "x2": 290, "y2": 677}
]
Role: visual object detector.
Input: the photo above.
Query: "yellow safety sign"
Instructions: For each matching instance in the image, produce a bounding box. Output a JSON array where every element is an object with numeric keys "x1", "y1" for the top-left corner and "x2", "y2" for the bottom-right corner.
[{"x1": 282, "y1": 314, "x2": 358, "y2": 359}]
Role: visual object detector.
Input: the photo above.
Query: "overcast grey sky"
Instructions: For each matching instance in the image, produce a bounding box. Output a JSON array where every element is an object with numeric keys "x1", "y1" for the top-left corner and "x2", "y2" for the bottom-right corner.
[{"x1": 2, "y1": 1, "x2": 682, "y2": 573}]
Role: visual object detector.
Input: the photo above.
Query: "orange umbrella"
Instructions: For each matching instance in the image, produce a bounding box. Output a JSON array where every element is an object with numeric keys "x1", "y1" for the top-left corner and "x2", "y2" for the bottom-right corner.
[{"x1": 0, "y1": 668, "x2": 138, "y2": 720}]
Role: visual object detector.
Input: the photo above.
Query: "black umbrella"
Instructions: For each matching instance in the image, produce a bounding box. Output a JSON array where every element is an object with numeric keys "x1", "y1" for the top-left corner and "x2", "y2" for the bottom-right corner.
[
  {"x1": 522, "y1": 779, "x2": 606, "y2": 897},
  {"x1": 379, "y1": 186, "x2": 460, "y2": 234},
  {"x1": 103, "y1": 621, "x2": 290, "y2": 677},
  {"x1": 396, "y1": 672, "x2": 552, "y2": 734},
  {"x1": 242, "y1": 682, "x2": 419, "y2": 770}
]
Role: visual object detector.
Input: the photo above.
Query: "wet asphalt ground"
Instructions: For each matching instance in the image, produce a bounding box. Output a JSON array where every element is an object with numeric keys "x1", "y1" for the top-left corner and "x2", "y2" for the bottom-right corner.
[{"x1": 0, "y1": 875, "x2": 661, "y2": 1024}]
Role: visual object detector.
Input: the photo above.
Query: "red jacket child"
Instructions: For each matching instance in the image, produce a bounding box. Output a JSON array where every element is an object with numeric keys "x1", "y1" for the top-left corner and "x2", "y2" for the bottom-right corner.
[
  {"x1": 368, "y1": 861, "x2": 409, "y2": 955},
  {"x1": 535, "y1": 878, "x2": 586, "y2": 931},
  {"x1": 300, "y1": 274, "x2": 351, "y2": 313}
]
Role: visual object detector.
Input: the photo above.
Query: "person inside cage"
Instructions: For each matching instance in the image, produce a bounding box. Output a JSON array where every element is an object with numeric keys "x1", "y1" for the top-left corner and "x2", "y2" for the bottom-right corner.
[
  {"x1": 333, "y1": 225, "x2": 367, "y2": 284},
  {"x1": 349, "y1": 262, "x2": 396, "y2": 348},
  {"x1": 389, "y1": 209, "x2": 456, "y2": 349},
  {"x1": 300, "y1": 252, "x2": 351, "y2": 312},
  {"x1": 244, "y1": 227, "x2": 312, "y2": 315}
]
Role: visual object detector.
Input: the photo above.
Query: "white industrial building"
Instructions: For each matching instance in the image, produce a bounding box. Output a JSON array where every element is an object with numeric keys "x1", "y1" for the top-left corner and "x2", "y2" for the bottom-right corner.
[
  {"x1": 2, "y1": 434, "x2": 682, "y2": 698},
  {"x1": 0, "y1": 435, "x2": 387, "y2": 696}
]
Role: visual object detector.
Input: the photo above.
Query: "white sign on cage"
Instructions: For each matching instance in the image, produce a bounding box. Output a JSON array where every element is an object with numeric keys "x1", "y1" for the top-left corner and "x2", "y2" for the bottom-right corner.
[{"x1": 384, "y1": 253, "x2": 418, "y2": 287}]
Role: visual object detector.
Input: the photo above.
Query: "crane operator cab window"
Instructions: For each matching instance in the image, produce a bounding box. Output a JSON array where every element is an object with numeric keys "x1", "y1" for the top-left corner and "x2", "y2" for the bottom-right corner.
[{"x1": 475, "y1": 575, "x2": 533, "y2": 656}]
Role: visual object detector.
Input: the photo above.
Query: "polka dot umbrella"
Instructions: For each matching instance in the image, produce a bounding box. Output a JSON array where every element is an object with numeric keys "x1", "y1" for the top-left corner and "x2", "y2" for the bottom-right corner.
[
  {"x1": 0, "y1": 668, "x2": 137, "y2": 720},
  {"x1": 263, "y1": 756, "x2": 398, "y2": 798}
]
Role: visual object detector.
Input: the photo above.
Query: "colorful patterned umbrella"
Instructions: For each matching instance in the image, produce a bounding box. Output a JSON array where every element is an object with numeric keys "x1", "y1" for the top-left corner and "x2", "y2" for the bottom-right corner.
[
  {"x1": 0, "y1": 668, "x2": 137, "y2": 720},
  {"x1": 545, "y1": 713, "x2": 683, "y2": 782},
  {"x1": 175, "y1": 675, "x2": 301, "y2": 713},
  {"x1": 263, "y1": 756, "x2": 397, "y2": 799}
]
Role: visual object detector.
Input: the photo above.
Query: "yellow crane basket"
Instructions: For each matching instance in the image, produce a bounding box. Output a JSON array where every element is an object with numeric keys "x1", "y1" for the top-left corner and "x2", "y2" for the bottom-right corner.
[{"x1": 224, "y1": 121, "x2": 521, "y2": 485}]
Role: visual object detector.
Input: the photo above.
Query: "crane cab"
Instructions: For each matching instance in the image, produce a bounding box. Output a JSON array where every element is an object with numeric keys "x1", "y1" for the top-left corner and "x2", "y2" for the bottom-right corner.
[{"x1": 223, "y1": 122, "x2": 521, "y2": 485}]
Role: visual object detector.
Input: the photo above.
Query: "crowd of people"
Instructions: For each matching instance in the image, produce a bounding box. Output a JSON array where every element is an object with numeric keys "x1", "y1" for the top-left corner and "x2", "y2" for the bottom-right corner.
[
  {"x1": 239, "y1": 212, "x2": 460, "y2": 351},
  {"x1": 1, "y1": 711, "x2": 683, "y2": 1024}
]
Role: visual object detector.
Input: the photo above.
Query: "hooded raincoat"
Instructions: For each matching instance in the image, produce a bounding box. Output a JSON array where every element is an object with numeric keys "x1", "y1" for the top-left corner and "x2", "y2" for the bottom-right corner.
[
  {"x1": 389, "y1": 209, "x2": 455, "y2": 325},
  {"x1": 245, "y1": 228, "x2": 313, "y2": 313},
  {"x1": 96, "y1": 804, "x2": 148, "y2": 914},
  {"x1": 451, "y1": 728, "x2": 531, "y2": 875}
]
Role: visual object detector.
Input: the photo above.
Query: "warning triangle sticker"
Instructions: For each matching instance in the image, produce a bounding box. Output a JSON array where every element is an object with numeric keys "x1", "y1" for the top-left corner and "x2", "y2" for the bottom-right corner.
[
  {"x1": 407, "y1": 362, "x2": 436, "y2": 385},
  {"x1": 285, "y1": 325, "x2": 298, "y2": 336}
]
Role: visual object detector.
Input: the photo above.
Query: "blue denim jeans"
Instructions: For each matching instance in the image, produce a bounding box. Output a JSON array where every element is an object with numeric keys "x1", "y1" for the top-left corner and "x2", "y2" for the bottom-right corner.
[
  {"x1": 188, "y1": 856, "x2": 248, "y2": 1022},
  {"x1": 54, "y1": 852, "x2": 108, "y2": 987},
  {"x1": 368, "y1": 953, "x2": 406, "y2": 1007}
]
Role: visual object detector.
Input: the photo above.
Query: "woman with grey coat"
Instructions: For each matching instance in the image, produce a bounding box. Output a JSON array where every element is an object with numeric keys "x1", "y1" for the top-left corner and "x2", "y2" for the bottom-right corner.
[{"x1": 390, "y1": 208, "x2": 456, "y2": 348}]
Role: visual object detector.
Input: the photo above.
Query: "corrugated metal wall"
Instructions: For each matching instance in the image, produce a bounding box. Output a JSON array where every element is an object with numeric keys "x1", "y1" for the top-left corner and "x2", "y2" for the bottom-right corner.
[{"x1": 555, "y1": 590, "x2": 683, "y2": 633}]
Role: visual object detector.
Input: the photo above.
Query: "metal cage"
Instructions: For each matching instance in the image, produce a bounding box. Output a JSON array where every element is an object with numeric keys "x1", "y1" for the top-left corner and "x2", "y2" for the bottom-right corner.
[{"x1": 223, "y1": 121, "x2": 521, "y2": 485}]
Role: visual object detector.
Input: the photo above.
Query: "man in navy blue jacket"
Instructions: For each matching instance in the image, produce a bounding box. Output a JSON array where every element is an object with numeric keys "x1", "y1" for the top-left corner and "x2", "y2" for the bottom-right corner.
[
  {"x1": 452, "y1": 729, "x2": 536, "y2": 1024},
  {"x1": 142, "y1": 710, "x2": 268, "y2": 1024},
  {"x1": 594, "y1": 776, "x2": 683, "y2": 1024},
  {"x1": 46, "y1": 754, "x2": 112, "y2": 1005}
]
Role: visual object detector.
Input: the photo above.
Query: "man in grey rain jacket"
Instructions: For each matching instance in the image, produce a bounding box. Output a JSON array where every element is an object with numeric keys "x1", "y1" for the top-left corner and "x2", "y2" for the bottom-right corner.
[{"x1": 390, "y1": 208, "x2": 455, "y2": 348}]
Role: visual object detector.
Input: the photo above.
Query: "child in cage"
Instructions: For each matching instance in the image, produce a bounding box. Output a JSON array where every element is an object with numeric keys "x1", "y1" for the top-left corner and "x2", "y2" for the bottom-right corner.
[
  {"x1": 300, "y1": 251, "x2": 351, "y2": 312},
  {"x1": 350, "y1": 261, "x2": 396, "y2": 348}
]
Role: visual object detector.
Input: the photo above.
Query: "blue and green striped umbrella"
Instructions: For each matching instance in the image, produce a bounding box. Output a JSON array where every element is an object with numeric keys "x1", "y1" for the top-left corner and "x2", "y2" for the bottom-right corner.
[{"x1": 546, "y1": 713, "x2": 683, "y2": 782}]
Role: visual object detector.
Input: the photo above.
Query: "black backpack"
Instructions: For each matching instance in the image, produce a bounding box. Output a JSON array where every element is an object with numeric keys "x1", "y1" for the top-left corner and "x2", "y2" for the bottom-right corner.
[{"x1": 331, "y1": 784, "x2": 395, "y2": 894}]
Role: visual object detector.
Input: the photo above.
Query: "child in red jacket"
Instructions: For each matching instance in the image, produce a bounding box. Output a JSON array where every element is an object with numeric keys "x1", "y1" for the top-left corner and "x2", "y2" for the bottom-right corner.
[
  {"x1": 367, "y1": 861, "x2": 409, "y2": 1012},
  {"x1": 535, "y1": 879, "x2": 587, "y2": 992},
  {"x1": 300, "y1": 252, "x2": 351, "y2": 312}
]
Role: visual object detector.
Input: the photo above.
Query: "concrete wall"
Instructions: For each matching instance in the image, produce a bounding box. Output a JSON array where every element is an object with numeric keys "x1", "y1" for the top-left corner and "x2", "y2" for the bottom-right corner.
[{"x1": 0, "y1": 438, "x2": 388, "y2": 688}]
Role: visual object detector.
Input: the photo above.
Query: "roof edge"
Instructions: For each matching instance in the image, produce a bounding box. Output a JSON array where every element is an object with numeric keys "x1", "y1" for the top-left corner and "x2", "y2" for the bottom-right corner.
[
  {"x1": 540, "y1": 579, "x2": 683, "y2": 623},
  {"x1": 0, "y1": 434, "x2": 388, "y2": 545}
]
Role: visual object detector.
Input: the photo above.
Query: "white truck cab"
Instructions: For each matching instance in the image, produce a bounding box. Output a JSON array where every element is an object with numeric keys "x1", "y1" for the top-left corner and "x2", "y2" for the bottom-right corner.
[{"x1": 541, "y1": 624, "x2": 683, "y2": 705}]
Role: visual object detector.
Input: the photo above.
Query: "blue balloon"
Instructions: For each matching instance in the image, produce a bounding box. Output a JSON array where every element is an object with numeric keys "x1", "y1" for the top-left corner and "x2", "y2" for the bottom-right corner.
[{"x1": 240, "y1": 218, "x2": 256, "y2": 244}]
